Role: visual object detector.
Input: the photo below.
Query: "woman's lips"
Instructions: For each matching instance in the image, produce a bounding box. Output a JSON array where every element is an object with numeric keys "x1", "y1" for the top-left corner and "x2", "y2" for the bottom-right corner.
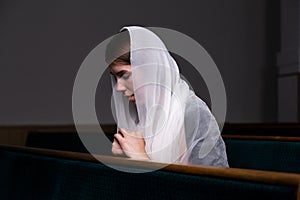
[{"x1": 129, "y1": 94, "x2": 135, "y2": 102}]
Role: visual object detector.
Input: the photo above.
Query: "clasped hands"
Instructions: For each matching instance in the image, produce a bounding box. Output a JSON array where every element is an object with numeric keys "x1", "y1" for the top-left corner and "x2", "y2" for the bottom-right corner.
[{"x1": 112, "y1": 128, "x2": 150, "y2": 161}]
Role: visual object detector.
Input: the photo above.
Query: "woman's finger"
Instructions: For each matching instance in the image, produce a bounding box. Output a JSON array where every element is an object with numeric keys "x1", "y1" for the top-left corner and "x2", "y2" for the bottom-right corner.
[
  {"x1": 118, "y1": 128, "x2": 128, "y2": 138},
  {"x1": 112, "y1": 139, "x2": 124, "y2": 155},
  {"x1": 114, "y1": 133, "x2": 126, "y2": 147},
  {"x1": 119, "y1": 128, "x2": 141, "y2": 138},
  {"x1": 112, "y1": 147, "x2": 123, "y2": 155},
  {"x1": 112, "y1": 138, "x2": 122, "y2": 148}
]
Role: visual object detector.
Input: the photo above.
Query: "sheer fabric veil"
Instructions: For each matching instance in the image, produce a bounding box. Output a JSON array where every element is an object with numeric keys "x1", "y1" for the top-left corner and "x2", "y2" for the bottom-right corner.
[{"x1": 108, "y1": 26, "x2": 228, "y2": 166}]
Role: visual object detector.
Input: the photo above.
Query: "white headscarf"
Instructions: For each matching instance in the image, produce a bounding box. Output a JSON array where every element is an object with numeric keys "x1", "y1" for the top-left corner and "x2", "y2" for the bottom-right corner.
[{"x1": 109, "y1": 26, "x2": 228, "y2": 166}]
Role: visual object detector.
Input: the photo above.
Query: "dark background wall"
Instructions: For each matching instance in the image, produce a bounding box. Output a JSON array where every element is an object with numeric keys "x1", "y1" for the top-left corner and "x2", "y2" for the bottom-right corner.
[{"x1": 0, "y1": 0, "x2": 280, "y2": 125}]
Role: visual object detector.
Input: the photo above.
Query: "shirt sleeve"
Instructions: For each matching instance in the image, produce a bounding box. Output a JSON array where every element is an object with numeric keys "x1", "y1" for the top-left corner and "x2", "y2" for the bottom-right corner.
[{"x1": 185, "y1": 98, "x2": 229, "y2": 167}]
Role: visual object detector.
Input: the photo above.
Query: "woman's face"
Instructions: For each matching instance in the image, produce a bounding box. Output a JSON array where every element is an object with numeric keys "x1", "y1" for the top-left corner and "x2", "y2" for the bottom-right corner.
[{"x1": 110, "y1": 64, "x2": 135, "y2": 103}]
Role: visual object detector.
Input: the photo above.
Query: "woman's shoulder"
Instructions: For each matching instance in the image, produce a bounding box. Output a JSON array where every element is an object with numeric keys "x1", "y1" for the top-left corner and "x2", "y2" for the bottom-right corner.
[
  {"x1": 184, "y1": 91, "x2": 219, "y2": 131},
  {"x1": 185, "y1": 92, "x2": 211, "y2": 115}
]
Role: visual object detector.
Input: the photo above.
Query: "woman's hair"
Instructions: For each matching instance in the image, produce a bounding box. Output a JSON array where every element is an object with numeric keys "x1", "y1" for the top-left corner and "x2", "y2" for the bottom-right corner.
[{"x1": 105, "y1": 30, "x2": 130, "y2": 67}]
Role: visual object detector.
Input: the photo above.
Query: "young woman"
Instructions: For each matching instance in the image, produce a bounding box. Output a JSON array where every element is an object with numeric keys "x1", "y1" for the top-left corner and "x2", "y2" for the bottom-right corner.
[{"x1": 106, "y1": 26, "x2": 228, "y2": 167}]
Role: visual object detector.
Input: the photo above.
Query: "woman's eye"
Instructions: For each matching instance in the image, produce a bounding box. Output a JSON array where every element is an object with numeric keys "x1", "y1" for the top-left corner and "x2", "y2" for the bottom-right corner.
[{"x1": 121, "y1": 72, "x2": 131, "y2": 80}]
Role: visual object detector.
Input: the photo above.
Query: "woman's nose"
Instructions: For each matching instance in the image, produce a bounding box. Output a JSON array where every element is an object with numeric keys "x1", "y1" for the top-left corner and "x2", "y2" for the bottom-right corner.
[{"x1": 116, "y1": 80, "x2": 126, "y2": 92}]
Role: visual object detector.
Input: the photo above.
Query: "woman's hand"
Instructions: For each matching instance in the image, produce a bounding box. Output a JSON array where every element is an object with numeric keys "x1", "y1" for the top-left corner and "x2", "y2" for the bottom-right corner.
[{"x1": 112, "y1": 128, "x2": 150, "y2": 161}]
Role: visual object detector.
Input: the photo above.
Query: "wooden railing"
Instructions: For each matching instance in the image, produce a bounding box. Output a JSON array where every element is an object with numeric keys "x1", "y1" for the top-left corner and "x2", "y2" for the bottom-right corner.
[{"x1": 1, "y1": 144, "x2": 300, "y2": 199}]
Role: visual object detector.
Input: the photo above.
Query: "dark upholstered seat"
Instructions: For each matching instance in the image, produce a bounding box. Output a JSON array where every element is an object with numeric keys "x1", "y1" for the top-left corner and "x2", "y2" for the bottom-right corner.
[
  {"x1": 0, "y1": 147, "x2": 298, "y2": 200},
  {"x1": 224, "y1": 138, "x2": 300, "y2": 173}
]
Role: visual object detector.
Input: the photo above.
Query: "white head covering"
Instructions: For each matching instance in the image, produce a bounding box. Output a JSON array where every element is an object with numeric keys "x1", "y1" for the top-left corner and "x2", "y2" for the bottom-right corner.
[{"x1": 108, "y1": 26, "x2": 227, "y2": 166}]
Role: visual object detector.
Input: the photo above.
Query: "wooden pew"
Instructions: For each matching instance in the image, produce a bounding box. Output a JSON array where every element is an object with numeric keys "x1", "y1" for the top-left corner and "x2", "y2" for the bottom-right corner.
[
  {"x1": 24, "y1": 129, "x2": 300, "y2": 174},
  {"x1": 223, "y1": 135, "x2": 300, "y2": 173},
  {"x1": 1, "y1": 123, "x2": 300, "y2": 146},
  {"x1": 222, "y1": 123, "x2": 300, "y2": 136},
  {"x1": 1, "y1": 145, "x2": 300, "y2": 200}
]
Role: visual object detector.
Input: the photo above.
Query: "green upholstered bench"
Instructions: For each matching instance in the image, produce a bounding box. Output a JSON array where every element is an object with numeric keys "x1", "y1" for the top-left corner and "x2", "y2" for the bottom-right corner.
[
  {"x1": 1, "y1": 145, "x2": 300, "y2": 200},
  {"x1": 25, "y1": 130, "x2": 300, "y2": 174},
  {"x1": 26, "y1": 130, "x2": 300, "y2": 174},
  {"x1": 224, "y1": 136, "x2": 300, "y2": 173}
]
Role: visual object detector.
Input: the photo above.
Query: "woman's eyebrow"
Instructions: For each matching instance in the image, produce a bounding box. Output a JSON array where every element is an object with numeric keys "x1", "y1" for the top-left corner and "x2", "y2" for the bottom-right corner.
[
  {"x1": 110, "y1": 70, "x2": 127, "y2": 76},
  {"x1": 116, "y1": 70, "x2": 127, "y2": 76}
]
